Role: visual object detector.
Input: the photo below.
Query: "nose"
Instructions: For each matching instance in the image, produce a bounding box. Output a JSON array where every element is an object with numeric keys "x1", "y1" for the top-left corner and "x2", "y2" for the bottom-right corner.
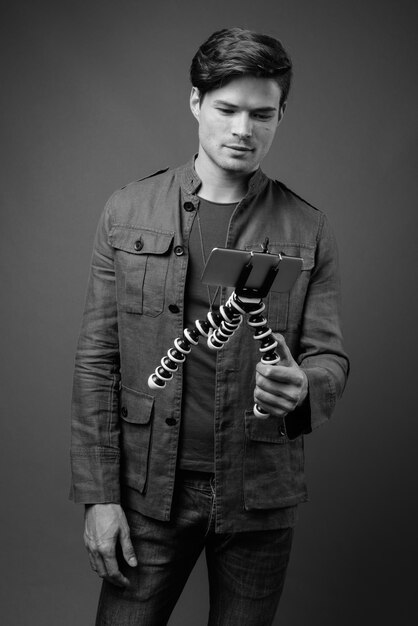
[{"x1": 232, "y1": 113, "x2": 252, "y2": 139}]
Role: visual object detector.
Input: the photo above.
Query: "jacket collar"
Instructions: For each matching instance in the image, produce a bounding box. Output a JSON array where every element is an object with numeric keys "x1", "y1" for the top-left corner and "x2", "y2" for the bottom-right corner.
[{"x1": 179, "y1": 156, "x2": 269, "y2": 199}]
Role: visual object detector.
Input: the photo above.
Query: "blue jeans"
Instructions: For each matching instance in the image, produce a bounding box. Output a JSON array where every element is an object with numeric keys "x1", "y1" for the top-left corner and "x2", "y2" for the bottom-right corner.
[{"x1": 96, "y1": 471, "x2": 294, "y2": 625}]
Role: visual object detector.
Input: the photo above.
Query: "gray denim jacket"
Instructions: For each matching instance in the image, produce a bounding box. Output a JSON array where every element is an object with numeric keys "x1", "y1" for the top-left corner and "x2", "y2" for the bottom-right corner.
[{"x1": 70, "y1": 159, "x2": 349, "y2": 533}]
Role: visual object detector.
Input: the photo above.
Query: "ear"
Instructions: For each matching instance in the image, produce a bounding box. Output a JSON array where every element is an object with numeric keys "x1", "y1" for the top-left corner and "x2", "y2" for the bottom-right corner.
[
  {"x1": 277, "y1": 101, "x2": 287, "y2": 126},
  {"x1": 190, "y1": 87, "x2": 201, "y2": 121}
]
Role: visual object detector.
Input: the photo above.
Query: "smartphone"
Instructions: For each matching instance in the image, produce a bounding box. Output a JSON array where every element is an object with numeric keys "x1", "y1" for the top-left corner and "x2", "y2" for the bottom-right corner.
[{"x1": 201, "y1": 248, "x2": 303, "y2": 294}]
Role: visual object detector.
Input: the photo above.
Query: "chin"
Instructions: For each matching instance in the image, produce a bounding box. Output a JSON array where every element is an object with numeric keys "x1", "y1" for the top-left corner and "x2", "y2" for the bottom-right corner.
[{"x1": 220, "y1": 157, "x2": 255, "y2": 174}]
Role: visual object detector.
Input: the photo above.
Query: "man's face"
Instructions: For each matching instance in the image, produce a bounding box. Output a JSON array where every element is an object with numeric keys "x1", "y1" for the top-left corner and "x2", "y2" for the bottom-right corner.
[{"x1": 190, "y1": 76, "x2": 284, "y2": 177}]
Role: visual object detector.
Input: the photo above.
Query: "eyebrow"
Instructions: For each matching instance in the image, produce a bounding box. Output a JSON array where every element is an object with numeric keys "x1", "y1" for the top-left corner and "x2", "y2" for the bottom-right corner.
[{"x1": 212, "y1": 99, "x2": 277, "y2": 112}]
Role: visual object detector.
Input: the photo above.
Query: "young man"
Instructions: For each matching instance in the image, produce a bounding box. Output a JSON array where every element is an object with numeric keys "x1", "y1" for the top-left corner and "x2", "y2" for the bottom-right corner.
[{"x1": 71, "y1": 27, "x2": 349, "y2": 625}]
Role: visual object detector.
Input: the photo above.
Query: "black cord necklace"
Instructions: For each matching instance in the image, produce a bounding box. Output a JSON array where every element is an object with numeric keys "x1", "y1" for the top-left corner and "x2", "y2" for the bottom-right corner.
[{"x1": 195, "y1": 206, "x2": 221, "y2": 311}]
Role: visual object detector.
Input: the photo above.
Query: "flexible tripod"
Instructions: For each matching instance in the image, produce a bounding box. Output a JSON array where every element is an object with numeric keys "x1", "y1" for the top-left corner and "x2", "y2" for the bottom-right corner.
[{"x1": 148, "y1": 248, "x2": 283, "y2": 418}]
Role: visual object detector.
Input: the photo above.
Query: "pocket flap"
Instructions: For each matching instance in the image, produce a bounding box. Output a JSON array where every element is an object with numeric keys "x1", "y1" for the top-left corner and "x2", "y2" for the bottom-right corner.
[
  {"x1": 120, "y1": 386, "x2": 154, "y2": 424},
  {"x1": 245, "y1": 411, "x2": 288, "y2": 444},
  {"x1": 109, "y1": 226, "x2": 174, "y2": 255},
  {"x1": 278, "y1": 245, "x2": 315, "y2": 271}
]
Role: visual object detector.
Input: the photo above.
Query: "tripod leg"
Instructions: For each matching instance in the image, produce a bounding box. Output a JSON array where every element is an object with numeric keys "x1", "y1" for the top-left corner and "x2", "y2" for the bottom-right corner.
[
  {"x1": 207, "y1": 298, "x2": 243, "y2": 350},
  {"x1": 148, "y1": 320, "x2": 211, "y2": 389},
  {"x1": 246, "y1": 302, "x2": 281, "y2": 418}
]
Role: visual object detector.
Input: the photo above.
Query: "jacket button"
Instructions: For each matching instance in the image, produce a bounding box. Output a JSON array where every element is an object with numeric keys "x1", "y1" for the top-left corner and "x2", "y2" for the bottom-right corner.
[
  {"x1": 165, "y1": 417, "x2": 177, "y2": 426},
  {"x1": 174, "y1": 245, "x2": 184, "y2": 256},
  {"x1": 134, "y1": 239, "x2": 143, "y2": 251},
  {"x1": 168, "y1": 304, "x2": 180, "y2": 313},
  {"x1": 183, "y1": 202, "x2": 195, "y2": 212},
  {"x1": 121, "y1": 406, "x2": 128, "y2": 417}
]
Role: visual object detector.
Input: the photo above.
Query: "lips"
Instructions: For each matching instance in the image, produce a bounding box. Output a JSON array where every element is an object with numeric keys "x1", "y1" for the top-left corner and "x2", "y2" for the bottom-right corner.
[{"x1": 225, "y1": 145, "x2": 254, "y2": 152}]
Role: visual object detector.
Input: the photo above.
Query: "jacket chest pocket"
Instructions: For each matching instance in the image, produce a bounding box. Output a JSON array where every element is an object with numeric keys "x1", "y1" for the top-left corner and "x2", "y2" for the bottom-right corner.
[
  {"x1": 265, "y1": 245, "x2": 315, "y2": 332},
  {"x1": 109, "y1": 225, "x2": 174, "y2": 316}
]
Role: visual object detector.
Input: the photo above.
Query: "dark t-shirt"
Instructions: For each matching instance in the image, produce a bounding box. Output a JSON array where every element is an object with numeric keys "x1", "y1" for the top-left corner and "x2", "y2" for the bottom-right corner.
[{"x1": 178, "y1": 197, "x2": 237, "y2": 472}]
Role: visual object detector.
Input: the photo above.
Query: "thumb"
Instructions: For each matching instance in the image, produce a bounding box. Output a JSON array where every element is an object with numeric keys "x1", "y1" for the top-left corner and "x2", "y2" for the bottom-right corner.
[
  {"x1": 120, "y1": 527, "x2": 137, "y2": 567},
  {"x1": 272, "y1": 333, "x2": 295, "y2": 367}
]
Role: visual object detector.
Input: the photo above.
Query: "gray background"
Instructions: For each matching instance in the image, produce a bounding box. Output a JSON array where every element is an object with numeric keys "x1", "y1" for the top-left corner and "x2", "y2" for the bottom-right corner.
[{"x1": 1, "y1": 0, "x2": 417, "y2": 624}]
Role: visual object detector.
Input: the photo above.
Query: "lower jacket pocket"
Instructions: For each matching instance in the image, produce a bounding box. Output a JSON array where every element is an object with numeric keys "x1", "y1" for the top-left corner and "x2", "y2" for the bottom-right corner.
[
  {"x1": 120, "y1": 386, "x2": 154, "y2": 493},
  {"x1": 243, "y1": 411, "x2": 308, "y2": 509}
]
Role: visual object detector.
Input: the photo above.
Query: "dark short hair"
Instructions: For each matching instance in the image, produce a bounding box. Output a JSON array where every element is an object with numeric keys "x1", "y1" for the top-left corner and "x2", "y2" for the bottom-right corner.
[{"x1": 190, "y1": 27, "x2": 293, "y2": 105}]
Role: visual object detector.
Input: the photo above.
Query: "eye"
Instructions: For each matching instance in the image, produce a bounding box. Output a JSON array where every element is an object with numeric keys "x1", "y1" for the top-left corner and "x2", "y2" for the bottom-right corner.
[
  {"x1": 217, "y1": 108, "x2": 234, "y2": 115},
  {"x1": 252, "y1": 113, "x2": 274, "y2": 121}
]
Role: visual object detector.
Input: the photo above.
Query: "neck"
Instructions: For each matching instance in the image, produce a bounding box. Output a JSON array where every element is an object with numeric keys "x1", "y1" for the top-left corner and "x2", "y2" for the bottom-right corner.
[{"x1": 194, "y1": 152, "x2": 255, "y2": 203}]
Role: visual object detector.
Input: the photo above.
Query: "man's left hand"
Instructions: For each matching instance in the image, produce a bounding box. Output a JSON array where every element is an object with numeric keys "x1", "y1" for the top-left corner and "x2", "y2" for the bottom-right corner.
[{"x1": 254, "y1": 333, "x2": 308, "y2": 419}]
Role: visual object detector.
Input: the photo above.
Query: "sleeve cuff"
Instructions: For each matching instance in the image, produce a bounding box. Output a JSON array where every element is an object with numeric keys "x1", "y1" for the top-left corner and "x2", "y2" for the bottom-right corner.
[{"x1": 284, "y1": 391, "x2": 312, "y2": 440}]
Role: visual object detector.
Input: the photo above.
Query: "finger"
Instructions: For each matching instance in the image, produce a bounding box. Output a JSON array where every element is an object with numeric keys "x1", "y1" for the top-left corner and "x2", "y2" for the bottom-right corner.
[
  {"x1": 271, "y1": 333, "x2": 294, "y2": 366},
  {"x1": 91, "y1": 551, "x2": 108, "y2": 580},
  {"x1": 87, "y1": 551, "x2": 98, "y2": 573},
  {"x1": 120, "y1": 528, "x2": 137, "y2": 568},
  {"x1": 255, "y1": 380, "x2": 299, "y2": 405},
  {"x1": 254, "y1": 386, "x2": 296, "y2": 416},
  {"x1": 102, "y1": 552, "x2": 131, "y2": 588},
  {"x1": 85, "y1": 539, "x2": 107, "y2": 578},
  {"x1": 256, "y1": 364, "x2": 302, "y2": 386}
]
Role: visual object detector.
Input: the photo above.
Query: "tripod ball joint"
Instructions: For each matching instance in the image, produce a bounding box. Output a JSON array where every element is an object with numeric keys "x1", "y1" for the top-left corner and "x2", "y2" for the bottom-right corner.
[{"x1": 253, "y1": 403, "x2": 271, "y2": 418}]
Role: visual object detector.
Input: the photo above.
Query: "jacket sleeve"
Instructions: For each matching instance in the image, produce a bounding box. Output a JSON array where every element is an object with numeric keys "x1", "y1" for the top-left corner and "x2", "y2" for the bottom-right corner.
[
  {"x1": 285, "y1": 212, "x2": 350, "y2": 439},
  {"x1": 70, "y1": 197, "x2": 121, "y2": 504}
]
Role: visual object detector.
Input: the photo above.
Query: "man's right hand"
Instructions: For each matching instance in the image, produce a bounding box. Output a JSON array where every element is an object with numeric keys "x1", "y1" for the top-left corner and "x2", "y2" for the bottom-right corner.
[{"x1": 84, "y1": 503, "x2": 137, "y2": 588}]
